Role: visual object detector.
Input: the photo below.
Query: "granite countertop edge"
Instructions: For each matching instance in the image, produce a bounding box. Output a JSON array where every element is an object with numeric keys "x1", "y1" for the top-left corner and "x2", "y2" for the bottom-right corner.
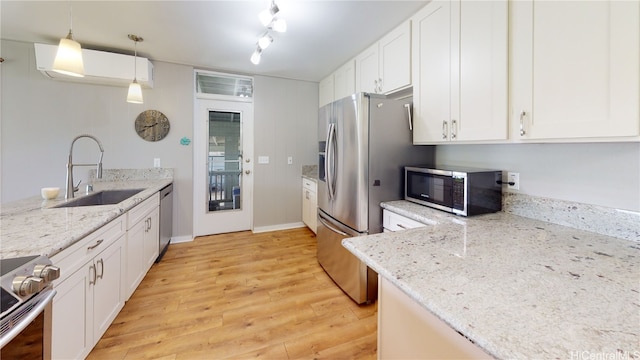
[
  {"x1": 342, "y1": 201, "x2": 639, "y2": 359},
  {"x1": 1, "y1": 178, "x2": 172, "y2": 259}
]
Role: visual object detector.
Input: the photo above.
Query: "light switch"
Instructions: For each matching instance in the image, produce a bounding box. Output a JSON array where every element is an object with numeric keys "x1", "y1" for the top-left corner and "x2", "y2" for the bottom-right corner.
[
  {"x1": 258, "y1": 156, "x2": 269, "y2": 164},
  {"x1": 287, "y1": 156, "x2": 293, "y2": 165},
  {"x1": 154, "y1": 158, "x2": 161, "y2": 168}
]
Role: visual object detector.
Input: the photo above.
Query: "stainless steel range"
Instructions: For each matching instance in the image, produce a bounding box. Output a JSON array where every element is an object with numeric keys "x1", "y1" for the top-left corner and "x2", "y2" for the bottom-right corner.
[{"x1": 1, "y1": 255, "x2": 60, "y2": 359}]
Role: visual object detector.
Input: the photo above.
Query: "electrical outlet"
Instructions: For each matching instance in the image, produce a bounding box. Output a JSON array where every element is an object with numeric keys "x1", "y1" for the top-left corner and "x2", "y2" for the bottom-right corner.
[
  {"x1": 154, "y1": 158, "x2": 161, "y2": 168},
  {"x1": 287, "y1": 156, "x2": 293, "y2": 165},
  {"x1": 258, "y1": 156, "x2": 269, "y2": 164},
  {"x1": 508, "y1": 172, "x2": 520, "y2": 190}
]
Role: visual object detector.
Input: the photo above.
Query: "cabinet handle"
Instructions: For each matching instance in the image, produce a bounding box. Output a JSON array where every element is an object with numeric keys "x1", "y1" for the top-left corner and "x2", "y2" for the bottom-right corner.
[
  {"x1": 442, "y1": 120, "x2": 448, "y2": 139},
  {"x1": 305, "y1": 190, "x2": 309, "y2": 200},
  {"x1": 373, "y1": 79, "x2": 378, "y2": 93},
  {"x1": 89, "y1": 264, "x2": 96, "y2": 285},
  {"x1": 378, "y1": 78, "x2": 383, "y2": 93},
  {"x1": 519, "y1": 111, "x2": 527, "y2": 136},
  {"x1": 404, "y1": 104, "x2": 412, "y2": 131},
  {"x1": 87, "y1": 239, "x2": 104, "y2": 251},
  {"x1": 148, "y1": 217, "x2": 152, "y2": 231},
  {"x1": 96, "y1": 259, "x2": 104, "y2": 280},
  {"x1": 396, "y1": 224, "x2": 407, "y2": 230},
  {"x1": 451, "y1": 119, "x2": 457, "y2": 139}
]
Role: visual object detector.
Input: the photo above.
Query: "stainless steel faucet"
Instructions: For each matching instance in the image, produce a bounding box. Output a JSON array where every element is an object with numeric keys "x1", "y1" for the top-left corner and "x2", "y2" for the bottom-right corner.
[{"x1": 65, "y1": 135, "x2": 104, "y2": 199}]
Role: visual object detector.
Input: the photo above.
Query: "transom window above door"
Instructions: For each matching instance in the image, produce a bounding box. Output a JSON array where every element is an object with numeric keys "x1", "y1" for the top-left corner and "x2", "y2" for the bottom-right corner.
[{"x1": 195, "y1": 70, "x2": 253, "y2": 100}]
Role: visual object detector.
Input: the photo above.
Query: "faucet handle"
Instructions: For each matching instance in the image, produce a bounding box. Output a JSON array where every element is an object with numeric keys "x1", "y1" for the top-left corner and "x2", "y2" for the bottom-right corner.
[{"x1": 73, "y1": 180, "x2": 82, "y2": 192}]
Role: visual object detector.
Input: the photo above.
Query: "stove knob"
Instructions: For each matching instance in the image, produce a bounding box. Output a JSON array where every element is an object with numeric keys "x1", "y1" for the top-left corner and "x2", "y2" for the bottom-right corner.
[
  {"x1": 12, "y1": 276, "x2": 45, "y2": 297},
  {"x1": 33, "y1": 264, "x2": 61, "y2": 282}
]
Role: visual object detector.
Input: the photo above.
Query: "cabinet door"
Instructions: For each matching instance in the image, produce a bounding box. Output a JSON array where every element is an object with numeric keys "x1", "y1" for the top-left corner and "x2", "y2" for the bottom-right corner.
[
  {"x1": 334, "y1": 60, "x2": 355, "y2": 100},
  {"x1": 52, "y1": 264, "x2": 92, "y2": 360},
  {"x1": 412, "y1": 0, "x2": 452, "y2": 144},
  {"x1": 309, "y1": 189, "x2": 317, "y2": 234},
  {"x1": 144, "y1": 208, "x2": 160, "y2": 271},
  {"x1": 319, "y1": 75, "x2": 334, "y2": 107},
  {"x1": 93, "y1": 235, "x2": 125, "y2": 343},
  {"x1": 455, "y1": 0, "x2": 508, "y2": 141},
  {"x1": 511, "y1": 1, "x2": 640, "y2": 139},
  {"x1": 378, "y1": 276, "x2": 491, "y2": 359},
  {"x1": 125, "y1": 219, "x2": 145, "y2": 300},
  {"x1": 379, "y1": 20, "x2": 412, "y2": 94},
  {"x1": 355, "y1": 43, "x2": 379, "y2": 94}
]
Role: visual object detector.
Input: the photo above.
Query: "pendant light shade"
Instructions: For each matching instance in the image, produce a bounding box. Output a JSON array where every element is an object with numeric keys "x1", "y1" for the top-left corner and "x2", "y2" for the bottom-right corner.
[
  {"x1": 127, "y1": 34, "x2": 144, "y2": 104},
  {"x1": 52, "y1": 7, "x2": 84, "y2": 77},
  {"x1": 127, "y1": 79, "x2": 143, "y2": 104}
]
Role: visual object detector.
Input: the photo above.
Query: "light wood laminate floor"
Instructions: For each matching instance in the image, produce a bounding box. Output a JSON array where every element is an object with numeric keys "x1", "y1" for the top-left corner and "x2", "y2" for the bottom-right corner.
[{"x1": 87, "y1": 228, "x2": 377, "y2": 359}]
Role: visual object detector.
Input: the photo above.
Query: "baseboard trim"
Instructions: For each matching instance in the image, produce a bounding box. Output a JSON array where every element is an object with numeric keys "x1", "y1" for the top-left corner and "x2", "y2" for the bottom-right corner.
[
  {"x1": 253, "y1": 222, "x2": 307, "y2": 233},
  {"x1": 170, "y1": 235, "x2": 194, "y2": 244}
]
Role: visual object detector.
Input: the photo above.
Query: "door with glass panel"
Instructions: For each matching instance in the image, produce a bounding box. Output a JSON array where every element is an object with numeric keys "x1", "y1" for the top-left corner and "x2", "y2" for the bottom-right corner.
[{"x1": 194, "y1": 72, "x2": 253, "y2": 236}]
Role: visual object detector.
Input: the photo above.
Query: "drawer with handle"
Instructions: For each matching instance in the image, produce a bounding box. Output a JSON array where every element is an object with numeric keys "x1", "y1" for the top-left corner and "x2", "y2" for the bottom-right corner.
[{"x1": 383, "y1": 209, "x2": 426, "y2": 232}]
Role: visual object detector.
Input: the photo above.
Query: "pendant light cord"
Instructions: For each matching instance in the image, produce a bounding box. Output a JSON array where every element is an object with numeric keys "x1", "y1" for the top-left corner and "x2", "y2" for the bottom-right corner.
[{"x1": 133, "y1": 40, "x2": 138, "y2": 81}]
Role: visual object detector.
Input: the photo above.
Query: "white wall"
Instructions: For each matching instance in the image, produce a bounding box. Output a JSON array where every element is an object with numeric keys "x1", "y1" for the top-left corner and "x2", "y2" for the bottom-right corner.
[
  {"x1": 1, "y1": 39, "x2": 319, "y2": 240},
  {"x1": 253, "y1": 75, "x2": 318, "y2": 229},
  {"x1": 435, "y1": 142, "x2": 640, "y2": 212},
  {"x1": 1, "y1": 39, "x2": 194, "y2": 237}
]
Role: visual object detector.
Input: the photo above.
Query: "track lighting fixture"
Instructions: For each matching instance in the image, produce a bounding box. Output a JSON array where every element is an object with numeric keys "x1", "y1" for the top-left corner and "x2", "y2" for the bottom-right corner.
[
  {"x1": 268, "y1": 18, "x2": 287, "y2": 33},
  {"x1": 258, "y1": 34, "x2": 273, "y2": 50},
  {"x1": 127, "y1": 34, "x2": 144, "y2": 104},
  {"x1": 52, "y1": 5, "x2": 84, "y2": 77},
  {"x1": 259, "y1": 0, "x2": 280, "y2": 27},
  {"x1": 251, "y1": 0, "x2": 286, "y2": 65},
  {"x1": 251, "y1": 48, "x2": 262, "y2": 65}
]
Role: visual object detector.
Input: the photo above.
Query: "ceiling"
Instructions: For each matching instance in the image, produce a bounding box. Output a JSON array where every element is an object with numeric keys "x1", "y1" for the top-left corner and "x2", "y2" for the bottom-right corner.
[{"x1": 1, "y1": 0, "x2": 428, "y2": 82}]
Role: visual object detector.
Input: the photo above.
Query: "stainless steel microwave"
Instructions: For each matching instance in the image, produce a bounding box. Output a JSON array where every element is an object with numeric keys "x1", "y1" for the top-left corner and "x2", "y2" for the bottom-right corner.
[{"x1": 404, "y1": 166, "x2": 502, "y2": 216}]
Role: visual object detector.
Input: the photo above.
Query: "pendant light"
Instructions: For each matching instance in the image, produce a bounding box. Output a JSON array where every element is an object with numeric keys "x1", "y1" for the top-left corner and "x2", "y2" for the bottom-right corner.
[
  {"x1": 127, "y1": 34, "x2": 144, "y2": 104},
  {"x1": 52, "y1": 5, "x2": 84, "y2": 77}
]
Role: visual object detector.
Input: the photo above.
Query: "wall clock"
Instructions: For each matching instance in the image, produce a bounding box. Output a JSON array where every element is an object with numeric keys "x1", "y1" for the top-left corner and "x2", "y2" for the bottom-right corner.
[{"x1": 135, "y1": 110, "x2": 170, "y2": 142}]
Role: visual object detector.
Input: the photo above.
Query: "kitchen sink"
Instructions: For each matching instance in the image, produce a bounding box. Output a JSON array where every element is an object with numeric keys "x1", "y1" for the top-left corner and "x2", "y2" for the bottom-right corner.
[{"x1": 54, "y1": 189, "x2": 144, "y2": 208}]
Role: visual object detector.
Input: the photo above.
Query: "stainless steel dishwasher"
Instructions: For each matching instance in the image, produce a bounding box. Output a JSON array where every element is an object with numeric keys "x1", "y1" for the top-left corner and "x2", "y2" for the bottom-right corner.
[{"x1": 157, "y1": 183, "x2": 173, "y2": 262}]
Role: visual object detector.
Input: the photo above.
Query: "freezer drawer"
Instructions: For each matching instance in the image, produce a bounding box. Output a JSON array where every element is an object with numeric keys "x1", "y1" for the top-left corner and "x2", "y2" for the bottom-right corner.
[{"x1": 317, "y1": 210, "x2": 377, "y2": 304}]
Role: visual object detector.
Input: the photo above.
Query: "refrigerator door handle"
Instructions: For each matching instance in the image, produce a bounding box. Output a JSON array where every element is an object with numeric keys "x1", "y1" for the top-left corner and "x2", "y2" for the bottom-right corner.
[
  {"x1": 319, "y1": 212, "x2": 349, "y2": 236},
  {"x1": 326, "y1": 123, "x2": 337, "y2": 200}
]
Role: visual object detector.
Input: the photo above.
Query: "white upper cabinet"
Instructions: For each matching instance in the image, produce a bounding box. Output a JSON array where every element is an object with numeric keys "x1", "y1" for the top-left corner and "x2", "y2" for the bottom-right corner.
[
  {"x1": 412, "y1": 0, "x2": 508, "y2": 144},
  {"x1": 319, "y1": 75, "x2": 334, "y2": 107},
  {"x1": 356, "y1": 20, "x2": 412, "y2": 95},
  {"x1": 319, "y1": 59, "x2": 355, "y2": 107},
  {"x1": 510, "y1": 1, "x2": 640, "y2": 140},
  {"x1": 334, "y1": 60, "x2": 356, "y2": 101}
]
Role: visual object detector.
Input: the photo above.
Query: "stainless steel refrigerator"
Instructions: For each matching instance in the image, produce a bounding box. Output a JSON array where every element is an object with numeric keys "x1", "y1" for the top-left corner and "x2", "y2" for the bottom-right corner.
[{"x1": 317, "y1": 93, "x2": 434, "y2": 304}]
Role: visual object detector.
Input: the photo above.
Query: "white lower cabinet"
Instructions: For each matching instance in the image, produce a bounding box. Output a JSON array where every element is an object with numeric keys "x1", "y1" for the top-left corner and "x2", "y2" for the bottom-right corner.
[
  {"x1": 125, "y1": 193, "x2": 160, "y2": 300},
  {"x1": 302, "y1": 178, "x2": 317, "y2": 234},
  {"x1": 51, "y1": 219, "x2": 126, "y2": 360},
  {"x1": 51, "y1": 192, "x2": 161, "y2": 359},
  {"x1": 383, "y1": 209, "x2": 426, "y2": 232},
  {"x1": 378, "y1": 276, "x2": 491, "y2": 359}
]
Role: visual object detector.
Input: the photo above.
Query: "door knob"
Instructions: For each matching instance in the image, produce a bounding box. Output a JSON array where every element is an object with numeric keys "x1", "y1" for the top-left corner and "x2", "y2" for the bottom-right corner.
[
  {"x1": 246, "y1": 158, "x2": 251, "y2": 163},
  {"x1": 245, "y1": 170, "x2": 251, "y2": 175}
]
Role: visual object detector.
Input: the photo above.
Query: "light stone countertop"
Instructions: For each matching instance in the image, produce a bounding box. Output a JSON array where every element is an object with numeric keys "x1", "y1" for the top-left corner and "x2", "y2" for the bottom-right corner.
[
  {"x1": 0, "y1": 178, "x2": 172, "y2": 259},
  {"x1": 343, "y1": 201, "x2": 640, "y2": 359},
  {"x1": 301, "y1": 164, "x2": 318, "y2": 181}
]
